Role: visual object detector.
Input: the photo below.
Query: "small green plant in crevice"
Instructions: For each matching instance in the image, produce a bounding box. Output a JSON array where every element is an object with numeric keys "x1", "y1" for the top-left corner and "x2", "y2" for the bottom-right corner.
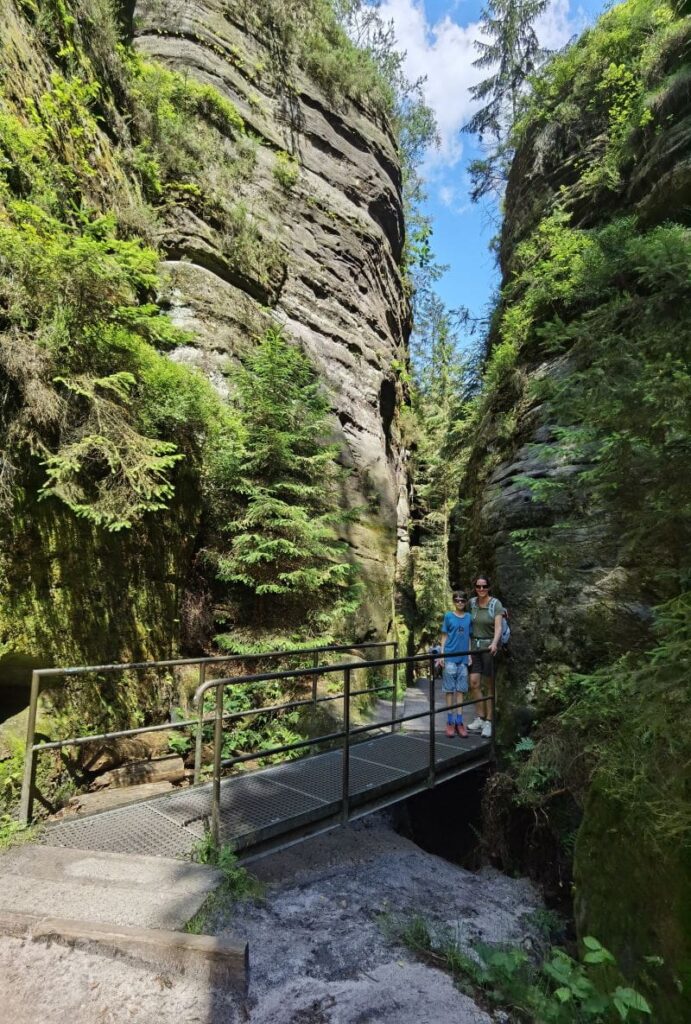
[
  {"x1": 191, "y1": 832, "x2": 263, "y2": 899},
  {"x1": 167, "y1": 732, "x2": 192, "y2": 757},
  {"x1": 186, "y1": 833, "x2": 263, "y2": 933},
  {"x1": 0, "y1": 816, "x2": 41, "y2": 851},
  {"x1": 388, "y1": 913, "x2": 653, "y2": 1023},
  {"x1": 273, "y1": 149, "x2": 299, "y2": 190}
]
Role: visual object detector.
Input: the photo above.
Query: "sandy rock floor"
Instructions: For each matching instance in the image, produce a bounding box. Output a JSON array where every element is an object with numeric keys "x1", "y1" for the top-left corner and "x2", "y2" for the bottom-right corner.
[{"x1": 0, "y1": 815, "x2": 542, "y2": 1023}]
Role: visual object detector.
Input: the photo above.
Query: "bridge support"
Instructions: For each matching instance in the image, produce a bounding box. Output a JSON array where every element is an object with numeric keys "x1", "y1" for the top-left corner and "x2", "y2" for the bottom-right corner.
[{"x1": 19, "y1": 670, "x2": 40, "y2": 826}]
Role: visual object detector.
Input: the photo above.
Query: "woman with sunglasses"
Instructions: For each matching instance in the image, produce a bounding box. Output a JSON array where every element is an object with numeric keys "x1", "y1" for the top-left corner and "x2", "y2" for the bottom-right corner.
[{"x1": 467, "y1": 576, "x2": 504, "y2": 738}]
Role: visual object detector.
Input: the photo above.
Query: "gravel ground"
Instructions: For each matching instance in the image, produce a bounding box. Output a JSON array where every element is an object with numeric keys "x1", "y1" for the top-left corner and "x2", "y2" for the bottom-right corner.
[{"x1": 0, "y1": 815, "x2": 543, "y2": 1024}]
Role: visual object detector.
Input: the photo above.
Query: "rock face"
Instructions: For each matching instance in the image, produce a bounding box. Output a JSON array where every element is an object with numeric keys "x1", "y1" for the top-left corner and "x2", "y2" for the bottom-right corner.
[
  {"x1": 131, "y1": 0, "x2": 411, "y2": 638},
  {"x1": 457, "y1": 5, "x2": 691, "y2": 1017},
  {"x1": 458, "y1": 4, "x2": 691, "y2": 674},
  {"x1": 0, "y1": 0, "x2": 411, "y2": 722}
]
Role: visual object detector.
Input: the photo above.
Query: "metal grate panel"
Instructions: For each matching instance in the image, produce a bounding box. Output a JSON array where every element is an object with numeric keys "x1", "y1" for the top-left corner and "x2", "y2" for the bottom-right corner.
[
  {"x1": 350, "y1": 734, "x2": 430, "y2": 774},
  {"x1": 214, "y1": 774, "x2": 328, "y2": 848},
  {"x1": 150, "y1": 787, "x2": 214, "y2": 828},
  {"x1": 263, "y1": 751, "x2": 342, "y2": 803},
  {"x1": 272, "y1": 748, "x2": 409, "y2": 804},
  {"x1": 42, "y1": 803, "x2": 201, "y2": 858},
  {"x1": 347, "y1": 754, "x2": 408, "y2": 794},
  {"x1": 405, "y1": 730, "x2": 489, "y2": 764},
  {"x1": 221, "y1": 773, "x2": 326, "y2": 830},
  {"x1": 38, "y1": 732, "x2": 492, "y2": 860}
]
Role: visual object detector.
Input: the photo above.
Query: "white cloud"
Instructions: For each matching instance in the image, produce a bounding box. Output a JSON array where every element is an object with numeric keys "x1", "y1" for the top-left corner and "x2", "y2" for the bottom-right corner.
[
  {"x1": 376, "y1": 0, "x2": 586, "y2": 177},
  {"x1": 378, "y1": 0, "x2": 484, "y2": 170},
  {"x1": 536, "y1": 0, "x2": 588, "y2": 50},
  {"x1": 438, "y1": 183, "x2": 469, "y2": 216}
]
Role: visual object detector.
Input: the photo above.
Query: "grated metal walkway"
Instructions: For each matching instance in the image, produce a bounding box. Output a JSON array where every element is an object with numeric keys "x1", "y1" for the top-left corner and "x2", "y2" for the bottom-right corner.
[{"x1": 41, "y1": 730, "x2": 491, "y2": 862}]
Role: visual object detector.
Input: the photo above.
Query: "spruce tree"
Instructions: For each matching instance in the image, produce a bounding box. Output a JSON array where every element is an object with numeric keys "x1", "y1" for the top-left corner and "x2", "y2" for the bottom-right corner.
[
  {"x1": 464, "y1": 0, "x2": 550, "y2": 201},
  {"x1": 411, "y1": 294, "x2": 468, "y2": 640},
  {"x1": 215, "y1": 327, "x2": 359, "y2": 643}
]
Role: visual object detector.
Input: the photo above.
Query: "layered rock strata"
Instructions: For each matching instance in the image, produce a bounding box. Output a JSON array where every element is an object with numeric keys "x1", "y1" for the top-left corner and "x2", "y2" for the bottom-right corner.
[{"x1": 132, "y1": 0, "x2": 411, "y2": 638}]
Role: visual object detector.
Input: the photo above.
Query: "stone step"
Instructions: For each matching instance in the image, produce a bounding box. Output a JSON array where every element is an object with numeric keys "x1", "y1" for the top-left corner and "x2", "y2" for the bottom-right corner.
[
  {"x1": 0, "y1": 845, "x2": 221, "y2": 931},
  {"x1": 0, "y1": 910, "x2": 247, "y2": 991}
]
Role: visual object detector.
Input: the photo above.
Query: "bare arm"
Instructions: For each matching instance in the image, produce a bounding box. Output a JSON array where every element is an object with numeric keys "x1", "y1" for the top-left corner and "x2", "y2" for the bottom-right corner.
[{"x1": 489, "y1": 615, "x2": 502, "y2": 656}]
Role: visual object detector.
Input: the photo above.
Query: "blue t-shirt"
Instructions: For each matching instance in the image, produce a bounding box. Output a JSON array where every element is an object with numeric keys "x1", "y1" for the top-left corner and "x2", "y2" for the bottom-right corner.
[{"x1": 440, "y1": 611, "x2": 472, "y2": 665}]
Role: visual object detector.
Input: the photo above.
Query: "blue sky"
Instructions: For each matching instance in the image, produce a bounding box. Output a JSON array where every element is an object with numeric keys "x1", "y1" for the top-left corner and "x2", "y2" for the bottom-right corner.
[{"x1": 377, "y1": 0, "x2": 610, "y2": 335}]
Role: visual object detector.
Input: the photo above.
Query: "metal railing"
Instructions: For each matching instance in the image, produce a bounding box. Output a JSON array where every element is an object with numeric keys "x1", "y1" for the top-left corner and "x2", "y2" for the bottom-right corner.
[
  {"x1": 193, "y1": 650, "x2": 494, "y2": 845},
  {"x1": 19, "y1": 640, "x2": 398, "y2": 825}
]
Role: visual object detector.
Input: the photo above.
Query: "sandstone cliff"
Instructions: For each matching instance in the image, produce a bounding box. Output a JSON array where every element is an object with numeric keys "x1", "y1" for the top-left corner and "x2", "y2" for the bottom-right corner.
[
  {"x1": 0, "y1": 0, "x2": 410, "y2": 704},
  {"x1": 457, "y1": 3, "x2": 691, "y2": 1016},
  {"x1": 131, "y1": 0, "x2": 411, "y2": 639}
]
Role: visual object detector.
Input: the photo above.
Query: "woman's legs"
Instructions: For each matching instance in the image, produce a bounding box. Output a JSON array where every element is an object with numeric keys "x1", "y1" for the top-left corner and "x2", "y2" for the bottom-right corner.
[
  {"x1": 485, "y1": 671, "x2": 494, "y2": 722},
  {"x1": 469, "y1": 671, "x2": 486, "y2": 721}
]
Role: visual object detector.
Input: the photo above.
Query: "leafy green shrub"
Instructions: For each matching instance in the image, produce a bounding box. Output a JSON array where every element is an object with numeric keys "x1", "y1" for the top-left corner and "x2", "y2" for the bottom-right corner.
[
  {"x1": 220, "y1": 202, "x2": 285, "y2": 291},
  {"x1": 0, "y1": 736, "x2": 24, "y2": 818},
  {"x1": 191, "y1": 835, "x2": 263, "y2": 898},
  {"x1": 235, "y1": 0, "x2": 393, "y2": 111},
  {"x1": 167, "y1": 733, "x2": 192, "y2": 757},
  {"x1": 392, "y1": 913, "x2": 653, "y2": 1023},
  {"x1": 186, "y1": 834, "x2": 264, "y2": 932},
  {"x1": 0, "y1": 817, "x2": 39, "y2": 851}
]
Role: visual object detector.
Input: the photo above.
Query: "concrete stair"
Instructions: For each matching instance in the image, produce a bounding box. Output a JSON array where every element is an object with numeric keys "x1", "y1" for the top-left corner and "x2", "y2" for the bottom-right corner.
[{"x1": 0, "y1": 845, "x2": 220, "y2": 930}]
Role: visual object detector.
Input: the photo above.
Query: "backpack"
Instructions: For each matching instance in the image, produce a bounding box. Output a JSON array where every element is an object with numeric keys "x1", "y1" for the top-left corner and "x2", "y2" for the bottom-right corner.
[{"x1": 470, "y1": 597, "x2": 511, "y2": 647}]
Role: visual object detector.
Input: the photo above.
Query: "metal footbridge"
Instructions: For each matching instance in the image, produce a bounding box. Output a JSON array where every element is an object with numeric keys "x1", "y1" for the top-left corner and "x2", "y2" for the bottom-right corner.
[{"x1": 20, "y1": 644, "x2": 493, "y2": 862}]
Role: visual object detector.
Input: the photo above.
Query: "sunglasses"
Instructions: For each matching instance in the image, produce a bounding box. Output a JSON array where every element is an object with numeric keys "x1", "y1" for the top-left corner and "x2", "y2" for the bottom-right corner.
[{"x1": 475, "y1": 584, "x2": 489, "y2": 590}]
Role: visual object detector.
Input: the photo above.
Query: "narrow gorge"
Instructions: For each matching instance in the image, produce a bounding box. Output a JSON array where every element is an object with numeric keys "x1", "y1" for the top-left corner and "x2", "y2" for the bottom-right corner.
[{"x1": 0, "y1": 2, "x2": 689, "y2": 1022}]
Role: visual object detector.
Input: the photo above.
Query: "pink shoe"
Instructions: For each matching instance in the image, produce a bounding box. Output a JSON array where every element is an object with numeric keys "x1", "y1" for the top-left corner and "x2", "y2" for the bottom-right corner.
[
  {"x1": 456, "y1": 722, "x2": 468, "y2": 738},
  {"x1": 445, "y1": 723, "x2": 455, "y2": 738}
]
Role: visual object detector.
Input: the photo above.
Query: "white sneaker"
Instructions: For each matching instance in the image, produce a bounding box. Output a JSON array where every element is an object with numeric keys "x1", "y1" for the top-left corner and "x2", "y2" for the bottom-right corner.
[
  {"x1": 467, "y1": 717, "x2": 484, "y2": 734},
  {"x1": 481, "y1": 720, "x2": 493, "y2": 739}
]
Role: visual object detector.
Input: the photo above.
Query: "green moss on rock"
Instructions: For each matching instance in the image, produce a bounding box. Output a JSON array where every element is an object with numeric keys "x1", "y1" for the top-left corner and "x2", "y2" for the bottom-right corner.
[{"x1": 574, "y1": 784, "x2": 691, "y2": 1023}]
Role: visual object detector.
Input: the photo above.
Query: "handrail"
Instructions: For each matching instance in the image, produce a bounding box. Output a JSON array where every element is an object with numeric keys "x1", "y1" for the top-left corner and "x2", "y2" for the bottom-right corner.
[
  {"x1": 19, "y1": 639, "x2": 397, "y2": 824},
  {"x1": 192, "y1": 650, "x2": 439, "y2": 705},
  {"x1": 20, "y1": 645, "x2": 491, "y2": 839},
  {"x1": 28, "y1": 640, "x2": 396, "y2": 678}
]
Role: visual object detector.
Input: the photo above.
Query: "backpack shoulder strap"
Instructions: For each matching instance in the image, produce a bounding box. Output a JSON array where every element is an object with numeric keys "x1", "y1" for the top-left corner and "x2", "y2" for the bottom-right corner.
[{"x1": 489, "y1": 597, "x2": 497, "y2": 617}]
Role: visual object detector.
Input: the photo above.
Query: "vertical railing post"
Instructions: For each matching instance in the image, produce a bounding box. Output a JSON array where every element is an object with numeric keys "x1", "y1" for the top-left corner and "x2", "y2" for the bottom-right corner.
[
  {"x1": 193, "y1": 662, "x2": 206, "y2": 785},
  {"x1": 491, "y1": 685, "x2": 496, "y2": 756},
  {"x1": 311, "y1": 650, "x2": 319, "y2": 705},
  {"x1": 341, "y1": 667, "x2": 351, "y2": 823},
  {"x1": 19, "y1": 670, "x2": 41, "y2": 826},
  {"x1": 428, "y1": 654, "x2": 436, "y2": 786},
  {"x1": 391, "y1": 641, "x2": 398, "y2": 733},
  {"x1": 211, "y1": 682, "x2": 224, "y2": 847}
]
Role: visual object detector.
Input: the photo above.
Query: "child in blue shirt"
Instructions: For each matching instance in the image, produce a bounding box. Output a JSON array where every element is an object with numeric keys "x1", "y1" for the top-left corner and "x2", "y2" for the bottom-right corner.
[{"x1": 438, "y1": 591, "x2": 472, "y2": 738}]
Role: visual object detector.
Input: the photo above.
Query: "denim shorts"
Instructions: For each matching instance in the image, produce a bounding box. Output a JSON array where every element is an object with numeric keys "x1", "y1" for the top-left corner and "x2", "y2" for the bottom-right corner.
[{"x1": 441, "y1": 661, "x2": 469, "y2": 694}]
